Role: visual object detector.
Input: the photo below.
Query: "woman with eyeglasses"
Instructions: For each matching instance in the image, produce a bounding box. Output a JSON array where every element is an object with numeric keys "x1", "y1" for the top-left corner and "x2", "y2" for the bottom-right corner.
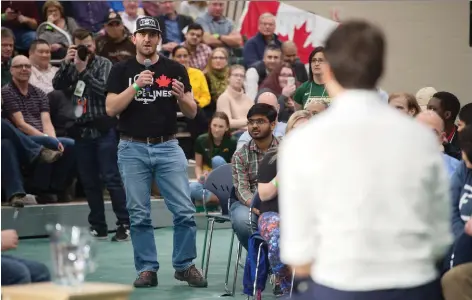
[
  {"x1": 257, "y1": 110, "x2": 312, "y2": 296},
  {"x1": 204, "y1": 47, "x2": 229, "y2": 121},
  {"x1": 293, "y1": 47, "x2": 330, "y2": 109},
  {"x1": 172, "y1": 45, "x2": 211, "y2": 109},
  {"x1": 259, "y1": 63, "x2": 300, "y2": 122},
  {"x1": 38, "y1": 1, "x2": 79, "y2": 59},
  {"x1": 216, "y1": 65, "x2": 253, "y2": 135}
]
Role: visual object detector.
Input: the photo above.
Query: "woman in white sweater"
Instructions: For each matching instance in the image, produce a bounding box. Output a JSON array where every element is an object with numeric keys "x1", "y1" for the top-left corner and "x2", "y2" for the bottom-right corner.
[{"x1": 216, "y1": 65, "x2": 253, "y2": 135}]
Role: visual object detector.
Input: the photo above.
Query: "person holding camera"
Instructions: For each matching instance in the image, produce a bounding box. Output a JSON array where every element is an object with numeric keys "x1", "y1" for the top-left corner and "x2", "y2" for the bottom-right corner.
[{"x1": 52, "y1": 28, "x2": 130, "y2": 242}]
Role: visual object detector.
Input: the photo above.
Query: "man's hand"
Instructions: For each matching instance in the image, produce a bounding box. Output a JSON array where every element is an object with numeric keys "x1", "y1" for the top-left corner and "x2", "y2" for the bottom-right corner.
[
  {"x1": 135, "y1": 70, "x2": 155, "y2": 88},
  {"x1": 18, "y1": 14, "x2": 27, "y2": 24},
  {"x1": 171, "y1": 79, "x2": 184, "y2": 100},
  {"x1": 162, "y1": 42, "x2": 178, "y2": 52},
  {"x1": 74, "y1": 52, "x2": 89, "y2": 73},
  {"x1": 4, "y1": 8, "x2": 18, "y2": 21},
  {"x1": 1, "y1": 230, "x2": 19, "y2": 251},
  {"x1": 64, "y1": 45, "x2": 77, "y2": 64},
  {"x1": 465, "y1": 219, "x2": 472, "y2": 236}
]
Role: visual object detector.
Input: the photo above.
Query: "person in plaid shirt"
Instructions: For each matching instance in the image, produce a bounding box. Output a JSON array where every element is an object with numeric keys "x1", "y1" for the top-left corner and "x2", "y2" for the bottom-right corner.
[
  {"x1": 181, "y1": 23, "x2": 212, "y2": 71},
  {"x1": 230, "y1": 103, "x2": 280, "y2": 250}
]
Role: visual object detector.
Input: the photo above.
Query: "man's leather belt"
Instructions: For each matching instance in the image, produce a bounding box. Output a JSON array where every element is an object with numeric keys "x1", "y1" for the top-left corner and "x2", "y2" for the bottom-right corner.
[{"x1": 120, "y1": 134, "x2": 176, "y2": 144}]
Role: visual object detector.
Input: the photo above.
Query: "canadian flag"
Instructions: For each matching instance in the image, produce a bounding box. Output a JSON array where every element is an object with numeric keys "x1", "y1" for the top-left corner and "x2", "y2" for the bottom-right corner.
[{"x1": 239, "y1": 1, "x2": 339, "y2": 64}]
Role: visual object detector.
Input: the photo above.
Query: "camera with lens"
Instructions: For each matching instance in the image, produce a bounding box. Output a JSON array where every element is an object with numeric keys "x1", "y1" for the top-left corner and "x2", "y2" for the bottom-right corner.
[{"x1": 76, "y1": 45, "x2": 89, "y2": 61}]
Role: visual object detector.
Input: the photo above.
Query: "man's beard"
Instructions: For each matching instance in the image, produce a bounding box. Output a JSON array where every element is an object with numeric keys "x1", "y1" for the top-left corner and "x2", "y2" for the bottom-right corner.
[
  {"x1": 249, "y1": 129, "x2": 271, "y2": 140},
  {"x1": 138, "y1": 47, "x2": 156, "y2": 58}
]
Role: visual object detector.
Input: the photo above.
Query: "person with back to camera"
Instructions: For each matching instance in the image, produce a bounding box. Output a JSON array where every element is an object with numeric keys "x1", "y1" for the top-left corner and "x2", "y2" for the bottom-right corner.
[{"x1": 105, "y1": 16, "x2": 208, "y2": 288}]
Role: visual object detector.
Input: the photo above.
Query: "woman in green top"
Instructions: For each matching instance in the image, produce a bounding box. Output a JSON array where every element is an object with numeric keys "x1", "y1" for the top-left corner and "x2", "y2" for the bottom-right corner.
[
  {"x1": 293, "y1": 47, "x2": 330, "y2": 109},
  {"x1": 190, "y1": 112, "x2": 237, "y2": 205}
]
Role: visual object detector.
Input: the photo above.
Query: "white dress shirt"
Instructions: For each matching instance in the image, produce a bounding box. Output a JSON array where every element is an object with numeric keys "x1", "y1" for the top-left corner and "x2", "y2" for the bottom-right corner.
[
  {"x1": 279, "y1": 89, "x2": 452, "y2": 291},
  {"x1": 244, "y1": 67, "x2": 261, "y2": 101}
]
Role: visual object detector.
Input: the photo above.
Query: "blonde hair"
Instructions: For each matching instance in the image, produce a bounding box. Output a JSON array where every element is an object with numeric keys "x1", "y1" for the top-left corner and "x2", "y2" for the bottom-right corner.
[
  {"x1": 268, "y1": 110, "x2": 311, "y2": 164},
  {"x1": 205, "y1": 47, "x2": 229, "y2": 73},
  {"x1": 285, "y1": 110, "x2": 312, "y2": 134},
  {"x1": 388, "y1": 92, "x2": 421, "y2": 116}
]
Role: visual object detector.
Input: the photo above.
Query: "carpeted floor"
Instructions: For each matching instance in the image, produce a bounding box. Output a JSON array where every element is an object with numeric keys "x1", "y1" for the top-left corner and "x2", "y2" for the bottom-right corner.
[{"x1": 11, "y1": 228, "x2": 276, "y2": 300}]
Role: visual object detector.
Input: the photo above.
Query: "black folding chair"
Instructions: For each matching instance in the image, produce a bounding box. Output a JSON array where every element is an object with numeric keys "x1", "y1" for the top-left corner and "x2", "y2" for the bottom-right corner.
[{"x1": 200, "y1": 163, "x2": 243, "y2": 296}]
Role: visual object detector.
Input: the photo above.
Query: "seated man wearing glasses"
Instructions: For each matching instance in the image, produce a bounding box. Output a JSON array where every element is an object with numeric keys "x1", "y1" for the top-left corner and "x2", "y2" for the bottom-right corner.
[
  {"x1": 229, "y1": 103, "x2": 280, "y2": 250},
  {"x1": 1, "y1": 55, "x2": 75, "y2": 201}
]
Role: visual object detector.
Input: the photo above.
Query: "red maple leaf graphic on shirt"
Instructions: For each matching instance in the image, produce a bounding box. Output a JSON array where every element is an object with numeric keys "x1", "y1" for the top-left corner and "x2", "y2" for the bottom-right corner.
[
  {"x1": 156, "y1": 75, "x2": 171, "y2": 88},
  {"x1": 278, "y1": 22, "x2": 315, "y2": 64}
]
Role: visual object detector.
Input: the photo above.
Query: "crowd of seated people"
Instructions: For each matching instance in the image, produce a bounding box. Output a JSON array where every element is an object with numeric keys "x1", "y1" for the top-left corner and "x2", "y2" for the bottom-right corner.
[{"x1": 1, "y1": 2, "x2": 471, "y2": 297}]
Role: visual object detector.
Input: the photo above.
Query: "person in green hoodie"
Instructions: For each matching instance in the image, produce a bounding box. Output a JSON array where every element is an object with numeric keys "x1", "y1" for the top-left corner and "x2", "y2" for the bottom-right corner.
[{"x1": 293, "y1": 47, "x2": 329, "y2": 109}]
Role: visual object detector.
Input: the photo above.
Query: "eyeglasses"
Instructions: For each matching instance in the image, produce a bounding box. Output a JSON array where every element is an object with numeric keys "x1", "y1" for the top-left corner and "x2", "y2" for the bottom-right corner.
[
  {"x1": 11, "y1": 64, "x2": 32, "y2": 69},
  {"x1": 247, "y1": 119, "x2": 268, "y2": 126},
  {"x1": 212, "y1": 56, "x2": 226, "y2": 61},
  {"x1": 231, "y1": 73, "x2": 245, "y2": 79},
  {"x1": 311, "y1": 58, "x2": 325, "y2": 64}
]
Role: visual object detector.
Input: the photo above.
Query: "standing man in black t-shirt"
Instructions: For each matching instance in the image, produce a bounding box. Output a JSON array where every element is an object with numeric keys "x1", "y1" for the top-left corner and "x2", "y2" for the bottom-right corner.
[{"x1": 105, "y1": 17, "x2": 207, "y2": 288}]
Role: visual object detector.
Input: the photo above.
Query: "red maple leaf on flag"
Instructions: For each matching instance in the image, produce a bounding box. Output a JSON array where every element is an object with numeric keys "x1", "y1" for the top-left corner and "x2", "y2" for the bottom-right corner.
[
  {"x1": 278, "y1": 22, "x2": 315, "y2": 64},
  {"x1": 156, "y1": 75, "x2": 171, "y2": 88}
]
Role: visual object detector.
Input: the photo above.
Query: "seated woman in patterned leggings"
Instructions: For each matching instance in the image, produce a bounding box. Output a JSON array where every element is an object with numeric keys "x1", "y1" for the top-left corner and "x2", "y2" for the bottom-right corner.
[{"x1": 257, "y1": 110, "x2": 312, "y2": 296}]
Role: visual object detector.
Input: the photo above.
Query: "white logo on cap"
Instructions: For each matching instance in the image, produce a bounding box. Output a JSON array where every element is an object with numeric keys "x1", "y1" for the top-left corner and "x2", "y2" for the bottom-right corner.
[{"x1": 139, "y1": 18, "x2": 156, "y2": 28}]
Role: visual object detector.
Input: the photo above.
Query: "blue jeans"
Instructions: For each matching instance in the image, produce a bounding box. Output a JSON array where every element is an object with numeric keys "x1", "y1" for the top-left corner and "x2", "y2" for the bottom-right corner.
[
  {"x1": 189, "y1": 155, "x2": 227, "y2": 203},
  {"x1": 229, "y1": 200, "x2": 258, "y2": 250},
  {"x1": 12, "y1": 29, "x2": 36, "y2": 50},
  {"x1": 1, "y1": 139, "x2": 26, "y2": 200},
  {"x1": 1, "y1": 119, "x2": 41, "y2": 163},
  {"x1": 75, "y1": 129, "x2": 129, "y2": 230},
  {"x1": 1, "y1": 255, "x2": 50, "y2": 285},
  {"x1": 29, "y1": 136, "x2": 75, "y2": 192},
  {"x1": 117, "y1": 139, "x2": 197, "y2": 273}
]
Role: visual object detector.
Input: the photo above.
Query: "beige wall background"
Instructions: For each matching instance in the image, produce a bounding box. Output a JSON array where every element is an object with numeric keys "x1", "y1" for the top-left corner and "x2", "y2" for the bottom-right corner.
[
  {"x1": 177, "y1": 1, "x2": 471, "y2": 105},
  {"x1": 288, "y1": 1, "x2": 471, "y2": 105}
]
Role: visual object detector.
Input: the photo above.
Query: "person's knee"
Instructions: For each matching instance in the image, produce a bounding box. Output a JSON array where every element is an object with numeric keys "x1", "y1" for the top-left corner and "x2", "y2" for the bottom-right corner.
[
  {"x1": 1, "y1": 257, "x2": 32, "y2": 285},
  {"x1": 127, "y1": 200, "x2": 152, "y2": 227},
  {"x1": 442, "y1": 263, "x2": 472, "y2": 294},
  {"x1": 28, "y1": 261, "x2": 51, "y2": 283},
  {"x1": 211, "y1": 156, "x2": 227, "y2": 169}
]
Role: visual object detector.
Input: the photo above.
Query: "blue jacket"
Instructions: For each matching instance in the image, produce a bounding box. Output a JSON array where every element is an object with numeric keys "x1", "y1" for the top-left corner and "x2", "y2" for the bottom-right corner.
[
  {"x1": 450, "y1": 161, "x2": 472, "y2": 238},
  {"x1": 243, "y1": 33, "x2": 282, "y2": 68}
]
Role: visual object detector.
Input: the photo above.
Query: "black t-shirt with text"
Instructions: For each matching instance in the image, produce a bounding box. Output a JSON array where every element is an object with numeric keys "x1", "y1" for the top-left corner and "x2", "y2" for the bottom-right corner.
[
  {"x1": 106, "y1": 56, "x2": 191, "y2": 138},
  {"x1": 258, "y1": 150, "x2": 278, "y2": 214}
]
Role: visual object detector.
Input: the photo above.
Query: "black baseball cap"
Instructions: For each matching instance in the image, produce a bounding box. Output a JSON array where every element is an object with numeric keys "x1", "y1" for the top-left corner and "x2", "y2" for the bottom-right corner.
[
  {"x1": 135, "y1": 16, "x2": 161, "y2": 34},
  {"x1": 106, "y1": 11, "x2": 122, "y2": 25}
]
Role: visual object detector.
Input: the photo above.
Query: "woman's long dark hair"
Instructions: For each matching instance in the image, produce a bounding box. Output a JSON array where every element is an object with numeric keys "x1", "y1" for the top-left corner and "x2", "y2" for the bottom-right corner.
[
  {"x1": 171, "y1": 45, "x2": 189, "y2": 59},
  {"x1": 308, "y1": 46, "x2": 325, "y2": 82},
  {"x1": 207, "y1": 111, "x2": 231, "y2": 157}
]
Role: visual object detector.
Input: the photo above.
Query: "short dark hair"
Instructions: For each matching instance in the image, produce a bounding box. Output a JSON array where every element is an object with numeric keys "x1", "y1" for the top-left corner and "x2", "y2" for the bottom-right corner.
[
  {"x1": 308, "y1": 46, "x2": 324, "y2": 81},
  {"x1": 29, "y1": 39, "x2": 50, "y2": 53},
  {"x1": 432, "y1": 91, "x2": 461, "y2": 120},
  {"x1": 324, "y1": 20, "x2": 385, "y2": 89},
  {"x1": 459, "y1": 125, "x2": 472, "y2": 162},
  {"x1": 72, "y1": 28, "x2": 93, "y2": 41},
  {"x1": 1, "y1": 27, "x2": 15, "y2": 41},
  {"x1": 459, "y1": 103, "x2": 472, "y2": 126},
  {"x1": 187, "y1": 23, "x2": 204, "y2": 33},
  {"x1": 264, "y1": 44, "x2": 281, "y2": 55},
  {"x1": 171, "y1": 45, "x2": 189, "y2": 57},
  {"x1": 247, "y1": 103, "x2": 278, "y2": 123}
]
